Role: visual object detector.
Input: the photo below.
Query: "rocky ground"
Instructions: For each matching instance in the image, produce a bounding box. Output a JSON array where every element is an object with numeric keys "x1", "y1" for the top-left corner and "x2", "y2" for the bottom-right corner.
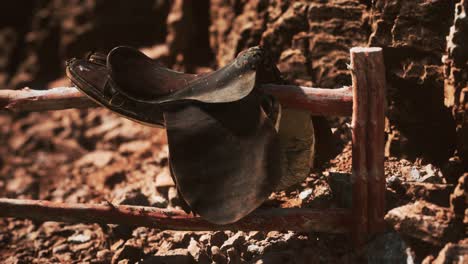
[{"x1": 0, "y1": 105, "x2": 466, "y2": 263}]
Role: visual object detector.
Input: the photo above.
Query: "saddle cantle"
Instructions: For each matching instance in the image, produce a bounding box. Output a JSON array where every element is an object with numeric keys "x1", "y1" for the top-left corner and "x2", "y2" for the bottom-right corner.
[{"x1": 67, "y1": 46, "x2": 283, "y2": 224}]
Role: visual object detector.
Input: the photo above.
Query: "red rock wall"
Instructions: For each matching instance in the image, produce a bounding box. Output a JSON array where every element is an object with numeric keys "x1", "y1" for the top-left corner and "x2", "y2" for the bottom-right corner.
[
  {"x1": 209, "y1": 0, "x2": 464, "y2": 166},
  {"x1": 444, "y1": 0, "x2": 468, "y2": 170}
]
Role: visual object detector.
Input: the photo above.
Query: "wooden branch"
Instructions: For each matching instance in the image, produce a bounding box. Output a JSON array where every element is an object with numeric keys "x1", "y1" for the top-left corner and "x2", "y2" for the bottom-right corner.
[
  {"x1": 260, "y1": 84, "x2": 352, "y2": 116},
  {"x1": 0, "y1": 87, "x2": 97, "y2": 112},
  {"x1": 0, "y1": 198, "x2": 351, "y2": 233},
  {"x1": 0, "y1": 85, "x2": 353, "y2": 116},
  {"x1": 361, "y1": 47, "x2": 386, "y2": 235},
  {"x1": 350, "y1": 47, "x2": 370, "y2": 247}
]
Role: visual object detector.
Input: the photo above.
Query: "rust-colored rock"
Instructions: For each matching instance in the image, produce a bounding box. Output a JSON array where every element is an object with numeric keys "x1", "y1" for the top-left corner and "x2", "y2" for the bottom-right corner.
[
  {"x1": 445, "y1": 0, "x2": 468, "y2": 168},
  {"x1": 385, "y1": 201, "x2": 463, "y2": 246},
  {"x1": 431, "y1": 238, "x2": 468, "y2": 264},
  {"x1": 450, "y1": 173, "x2": 468, "y2": 218},
  {"x1": 370, "y1": 0, "x2": 458, "y2": 164}
]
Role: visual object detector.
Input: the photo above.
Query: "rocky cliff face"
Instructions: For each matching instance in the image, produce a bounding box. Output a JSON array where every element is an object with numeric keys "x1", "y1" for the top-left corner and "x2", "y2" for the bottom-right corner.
[
  {"x1": 0, "y1": 0, "x2": 466, "y2": 169},
  {"x1": 209, "y1": 0, "x2": 465, "y2": 168},
  {"x1": 445, "y1": 0, "x2": 468, "y2": 171},
  {"x1": 210, "y1": 0, "x2": 369, "y2": 88}
]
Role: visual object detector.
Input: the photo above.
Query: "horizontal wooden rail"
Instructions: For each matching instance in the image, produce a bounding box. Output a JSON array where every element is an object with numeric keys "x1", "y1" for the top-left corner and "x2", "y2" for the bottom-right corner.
[
  {"x1": 260, "y1": 85, "x2": 352, "y2": 116},
  {"x1": 0, "y1": 85, "x2": 353, "y2": 116},
  {"x1": 0, "y1": 198, "x2": 351, "y2": 233},
  {"x1": 0, "y1": 87, "x2": 96, "y2": 112}
]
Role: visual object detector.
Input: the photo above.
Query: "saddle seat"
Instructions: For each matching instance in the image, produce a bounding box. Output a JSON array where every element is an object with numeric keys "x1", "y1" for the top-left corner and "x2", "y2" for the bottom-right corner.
[{"x1": 107, "y1": 46, "x2": 264, "y2": 104}]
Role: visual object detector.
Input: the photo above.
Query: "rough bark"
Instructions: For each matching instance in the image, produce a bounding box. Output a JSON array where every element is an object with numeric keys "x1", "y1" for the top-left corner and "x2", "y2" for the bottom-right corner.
[{"x1": 0, "y1": 85, "x2": 353, "y2": 116}]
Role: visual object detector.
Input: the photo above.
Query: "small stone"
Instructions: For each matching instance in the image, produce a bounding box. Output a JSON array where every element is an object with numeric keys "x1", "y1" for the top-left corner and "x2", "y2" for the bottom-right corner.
[
  {"x1": 410, "y1": 167, "x2": 420, "y2": 181},
  {"x1": 246, "y1": 231, "x2": 265, "y2": 242},
  {"x1": 97, "y1": 249, "x2": 112, "y2": 260},
  {"x1": 52, "y1": 244, "x2": 69, "y2": 254},
  {"x1": 71, "y1": 241, "x2": 95, "y2": 253},
  {"x1": 56, "y1": 253, "x2": 73, "y2": 263},
  {"x1": 431, "y1": 238, "x2": 468, "y2": 264},
  {"x1": 199, "y1": 234, "x2": 210, "y2": 244},
  {"x1": 423, "y1": 164, "x2": 442, "y2": 178},
  {"x1": 187, "y1": 238, "x2": 200, "y2": 255},
  {"x1": 187, "y1": 238, "x2": 210, "y2": 263},
  {"x1": 38, "y1": 250, "x2": 49, "y2": 258},
  {"x1": 111, "y1": 244, "x2": 143, "y2": 264},
  {"x1": 266, "y1": 231, "x2": 281, "y2": 240},
  {"x1": 115, "y1": 189, "x2": 150, "y2": 206},
  {"x1": 76, "y1": 150, "x2": 115, "y2": 168},
  {"x1": 210, "y1": 246, "x2": 227, "y2": 264},
  {"x1": 210, "y1": 231, "x2": 228, "y2": 247},
  {"x1": 298, "y1": 189, "x2": 313, "y2": 200},
  {"x1": 68, "y1": 233, "x2": 91, "y2": 243},
  {"x1": 386, "y1": 175, "x2": 402, "y2": 188},
  {"x1": 419, "y1": 174, "x2": 442, "y2": 184},
  {"x1": 385, "y1": 201, "x2": 463, "y2": 245},
  {"x1": 6, "y1": 169, "x2": 37, "y2": 196},
  {"x1": 118, "y1": 140, "x2": 151, "y2": 155},
  {"x1": 226, "y1": 248, "x2": 242, "y2": 264},
  {"x1": 111, "y1": 239, "x2": 125, "y2": 251},
  {"x1": 155, "y1": 167, "x2": 175, "y2": 188},
  {"x1": 168, "y1": 187, "x2": 180, "y2": 206},
  {"x1": 153, "y1": 248, "x2": 195, "y2": 264},
  {"x1": 150, "y1": 195, "x2": 168, "y2": 208},
  {"x1": 247, "y1": 244, "x2": 264, "y2": 255},
  {"x1": 172, "y1": 232, "x2": 191, "y2": 247},
  {"x1": 450, "y1": 173, "x2": 467, "y2": 216},
  {"x1": 442, "y1": 156, "x2": 464, "y2": 184},
  {"x1": 220, "y1": 231, "x2": 245, "y2": 251}
]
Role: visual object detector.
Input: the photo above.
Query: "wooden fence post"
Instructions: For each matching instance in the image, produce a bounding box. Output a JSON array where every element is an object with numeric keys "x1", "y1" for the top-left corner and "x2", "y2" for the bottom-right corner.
[
  {"x1": 350, "y1": 47, "x2": 370, "y2": 247},
  {"x1": 350, "y1": 47, "x2": 386, "y2": 248},
  {"x1": 364, "y1": 48, "x2": 386, "y2": 235}
]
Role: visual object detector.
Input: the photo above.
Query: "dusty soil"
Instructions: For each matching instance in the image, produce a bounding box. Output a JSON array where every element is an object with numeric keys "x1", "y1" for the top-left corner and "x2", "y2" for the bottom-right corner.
[{"x1": 0, "y1": 108, "x2": 348, "y2": 264}]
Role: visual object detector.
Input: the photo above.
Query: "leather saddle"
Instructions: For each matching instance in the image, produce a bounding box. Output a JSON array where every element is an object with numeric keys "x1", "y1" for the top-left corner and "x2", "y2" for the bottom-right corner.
[{"x1": 67, "y1": 46, "x2": 284, "y2": 224}]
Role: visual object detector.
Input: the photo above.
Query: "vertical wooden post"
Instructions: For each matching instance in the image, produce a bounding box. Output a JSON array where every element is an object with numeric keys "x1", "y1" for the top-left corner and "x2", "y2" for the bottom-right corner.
[
  {"x1": 350, "y1": 47, "x2": 370, "y2": 247},
  {"x1": 350, "y1": 47, "x2": 386, "y2": 248},
  {"x1": 364, "y1": 48, "x2": 386, "y2": 234}
]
